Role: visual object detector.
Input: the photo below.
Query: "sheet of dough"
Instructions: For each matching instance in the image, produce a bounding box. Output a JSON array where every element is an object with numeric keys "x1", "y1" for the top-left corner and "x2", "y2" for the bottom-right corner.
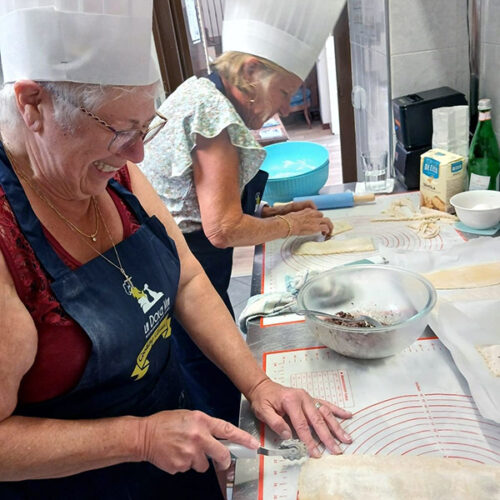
[
  {"x1": 329, "y1": 220, "x2": 352, "y2": 237},
  {"x1": 298, "y1": 455, "x2": 500, "y2": 500},
  {"x1": 293, "y1": 237, "x2": 374, "y2": 256},
  {"x1": 476, "y1": 344, "x2": 500, "y2": 376},
  {"x1": 423, "y1": 262, "x2": 500, "y2": 289}
]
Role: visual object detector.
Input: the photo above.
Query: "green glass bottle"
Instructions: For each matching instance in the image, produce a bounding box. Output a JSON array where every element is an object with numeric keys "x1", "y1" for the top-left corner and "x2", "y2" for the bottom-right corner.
[{"x1": 468, "y1": 98, "x2": 500, "y2": 190}]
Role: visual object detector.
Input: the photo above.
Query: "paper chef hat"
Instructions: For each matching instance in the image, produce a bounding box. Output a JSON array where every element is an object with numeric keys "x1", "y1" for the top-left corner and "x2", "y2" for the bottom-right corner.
[
  {"x1": 0, "y1": 0, "x2": 160, "y2": 85},
  {"x1": 222, "y1": 0, "x2": 345, "y2": 81}
]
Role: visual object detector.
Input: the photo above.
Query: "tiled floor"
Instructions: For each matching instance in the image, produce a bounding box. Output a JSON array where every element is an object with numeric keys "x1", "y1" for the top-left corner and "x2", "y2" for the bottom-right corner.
[{"x1": 229, "y1": 113, "x2": 343, "y2": 317}]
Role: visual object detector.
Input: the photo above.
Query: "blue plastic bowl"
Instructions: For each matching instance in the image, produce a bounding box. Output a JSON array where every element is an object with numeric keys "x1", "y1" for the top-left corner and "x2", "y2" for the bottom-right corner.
[{"x1": 260, "y1": 141, "x2": 329, "y2": 204}]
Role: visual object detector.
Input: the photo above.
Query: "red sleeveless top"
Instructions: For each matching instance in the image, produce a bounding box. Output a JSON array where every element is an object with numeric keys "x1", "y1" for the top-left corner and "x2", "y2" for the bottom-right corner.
[{"x1": 0, "y1": 168, "x2": 141, "y2": 403}]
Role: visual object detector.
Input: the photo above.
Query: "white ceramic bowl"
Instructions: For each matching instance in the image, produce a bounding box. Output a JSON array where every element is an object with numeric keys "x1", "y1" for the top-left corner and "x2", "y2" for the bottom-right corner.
[{"x1": 450, "y1": 190, "x2": 500, "y2": 229}]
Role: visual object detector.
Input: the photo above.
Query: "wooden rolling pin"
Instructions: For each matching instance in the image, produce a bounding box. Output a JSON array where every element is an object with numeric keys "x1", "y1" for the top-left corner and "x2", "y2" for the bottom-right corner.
[{"x1": 293, "y1": 192, "x2": 375, "y2": 209}]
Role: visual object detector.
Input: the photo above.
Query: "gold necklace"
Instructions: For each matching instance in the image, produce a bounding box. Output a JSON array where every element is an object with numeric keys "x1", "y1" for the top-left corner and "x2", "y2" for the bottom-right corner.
[
  {"x1": 93, "y1": 200, "x2": 134, "y2": 289},
  {"x1": 31, "y1": 175, "x2": 135, "y2": 289},
  {"x1": 5, "y1": 146, "x2": 134, "y2": 289},
  {"x1": 14, "y1": 167, "x2": 100, "y2": 242}
]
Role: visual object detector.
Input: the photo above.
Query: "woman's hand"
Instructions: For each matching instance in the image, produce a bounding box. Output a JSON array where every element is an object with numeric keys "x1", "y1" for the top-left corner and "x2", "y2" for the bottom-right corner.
[
  {"x1": 261, "y1": 200, "x2": 316, "y2": 217},
  {"x1": 262, "y1": 202, "x2": 333, "y2": 238},
  {"x1": 246, "y1": 379, "x2": 352, "y2": 458},
  {"x1": 283, "y1": 208, "x2": 333, "y2": 237},
  {"x1": 139, "y1": 409, "x2": 259, "y2": 473}
]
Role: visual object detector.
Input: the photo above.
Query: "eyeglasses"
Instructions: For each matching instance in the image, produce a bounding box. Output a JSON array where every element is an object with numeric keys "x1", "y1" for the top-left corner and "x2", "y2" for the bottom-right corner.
[{"x1": 79, "y1": 106, "x2": 167, "y2": 154}]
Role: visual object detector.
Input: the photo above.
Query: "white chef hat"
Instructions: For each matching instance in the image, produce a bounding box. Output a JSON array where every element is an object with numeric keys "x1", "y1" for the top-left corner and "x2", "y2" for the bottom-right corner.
[
  {"x1": 0, "y1": 0, "x2": 160, "y2": 86},
  {"x1": 222, "y1": 0, "x2": 345, "y2": 81}
]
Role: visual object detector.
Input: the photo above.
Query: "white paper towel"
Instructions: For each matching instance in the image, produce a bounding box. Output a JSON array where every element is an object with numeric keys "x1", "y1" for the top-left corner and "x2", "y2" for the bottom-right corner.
[
  {"x1": 379, "y1": 237, "x2": 500, "y2": 422},
  {"x1": 429, "y1": 299, "x2": 500, "y2": 423},
  {"x1": 432, "y1": 105, "x2": 470, "y2": 159}
]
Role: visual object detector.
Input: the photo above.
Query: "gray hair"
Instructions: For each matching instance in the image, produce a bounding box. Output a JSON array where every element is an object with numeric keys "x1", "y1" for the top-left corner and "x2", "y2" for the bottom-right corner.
[{"x1": 0, "y1": 80, "x2": 162, "y2": 133}]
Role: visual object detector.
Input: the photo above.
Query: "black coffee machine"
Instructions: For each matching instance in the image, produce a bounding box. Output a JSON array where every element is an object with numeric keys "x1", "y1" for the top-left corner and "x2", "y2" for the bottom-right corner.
[{"x1": 392, "y1": 87, "x2": 467, "y2": 189}]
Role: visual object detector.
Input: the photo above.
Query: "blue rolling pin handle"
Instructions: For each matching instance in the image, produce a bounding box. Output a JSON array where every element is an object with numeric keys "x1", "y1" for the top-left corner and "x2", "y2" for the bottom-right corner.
[{"x1": 293, "y1": 192, "x2": 354, "y2": 209}]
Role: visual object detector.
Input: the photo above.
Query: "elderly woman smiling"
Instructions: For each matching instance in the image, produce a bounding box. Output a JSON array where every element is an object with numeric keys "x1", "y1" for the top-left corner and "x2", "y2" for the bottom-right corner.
[{"x1": 0, "y1": 2, "x2": 351, "y2": 499}]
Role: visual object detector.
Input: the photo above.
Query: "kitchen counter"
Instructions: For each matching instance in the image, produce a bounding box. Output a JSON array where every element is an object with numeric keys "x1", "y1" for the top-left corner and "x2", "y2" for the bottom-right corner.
[
  {"x1": 234, "y1": 181, "x2": 407, "y2": 498},
  {"x1": 232, "y1": 182, "x2": 499, "y2": 499},
  {"x1": 233, "y1": 321, "x2": 322, "y2": 499}
]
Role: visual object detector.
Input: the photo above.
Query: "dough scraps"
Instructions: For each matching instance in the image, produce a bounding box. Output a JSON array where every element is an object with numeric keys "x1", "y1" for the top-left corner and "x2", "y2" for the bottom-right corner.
[
  {"x1": 329, "y1": 220, "x2": 353, "y2": 237},
  {"x1": 381, "y1": 197, "x2": 418, "y2": 218},
  {"x1": 423, "y1": 262, "x2": 500, "y2": 289},
  {"x1": 298, "y1": 455, "x2": 500, "y2": 500},
  {"x1": 293, "y1": 237, "x2": 375, "y2": 256},
  {"x1": 408, "y1": 220, "x2": 440, "y2": 239},
  {"x1": 476, "y1": 344, "x2": 500, "y2": 376},
  {"x1": 420, "y1": 206, "x2": 458, "y2": 220},
  {"x1": 372, "y1": 199, "x2": 458, "y2": 227}
]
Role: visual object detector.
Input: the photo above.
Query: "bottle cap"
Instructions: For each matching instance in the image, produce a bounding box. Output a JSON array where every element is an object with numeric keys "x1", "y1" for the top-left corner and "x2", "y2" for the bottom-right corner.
[{"x1": 478, "y1": 98, "x2": 492, "y2": 111}]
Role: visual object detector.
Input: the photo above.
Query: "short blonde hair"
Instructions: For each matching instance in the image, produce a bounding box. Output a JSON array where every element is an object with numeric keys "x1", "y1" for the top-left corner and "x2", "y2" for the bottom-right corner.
[{"x1": 212, "y1": 51, "x2": 296, "y2": 96}]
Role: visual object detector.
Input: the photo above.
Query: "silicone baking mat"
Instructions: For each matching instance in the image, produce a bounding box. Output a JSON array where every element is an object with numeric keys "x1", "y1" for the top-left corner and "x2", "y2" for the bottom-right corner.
[
  {"x1": 261, "y1": 192, "x2": 465, "y2": 327},
  {"x1": 257, "y1": 339, "x2": 500, "y2": 500}
]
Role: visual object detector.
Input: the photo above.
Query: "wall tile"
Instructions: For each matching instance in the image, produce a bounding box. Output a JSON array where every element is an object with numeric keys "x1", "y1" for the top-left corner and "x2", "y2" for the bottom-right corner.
[
  {"x1": 389, "y1": 0, "x2": 467, "y2": 55},
  {"x1": 481, "y1": 0, "x2": 500, "y2": 44},
  {"x1": 391, "y1": 46, "x2": 469, "y2": 99},
  {"x1": 456, "y1": 42, "x2": 471, "y2": 102}
]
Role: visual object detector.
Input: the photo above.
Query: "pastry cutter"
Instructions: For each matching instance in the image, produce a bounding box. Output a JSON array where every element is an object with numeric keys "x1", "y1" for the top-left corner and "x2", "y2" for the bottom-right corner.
[{"x1": 221, "y1": 439, "x2": 307, "y2": 461}]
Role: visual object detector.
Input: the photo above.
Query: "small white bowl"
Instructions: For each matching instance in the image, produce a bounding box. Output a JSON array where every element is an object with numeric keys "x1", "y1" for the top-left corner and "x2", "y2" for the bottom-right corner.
[{"x1": 450, "y1": 190, "x2": 500, "y2": 229}]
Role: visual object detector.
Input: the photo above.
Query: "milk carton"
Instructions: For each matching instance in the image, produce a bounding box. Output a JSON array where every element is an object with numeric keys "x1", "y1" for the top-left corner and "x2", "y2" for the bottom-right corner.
[{"x1": 420, "y1": 148, "x2": 466, "y2": 213}]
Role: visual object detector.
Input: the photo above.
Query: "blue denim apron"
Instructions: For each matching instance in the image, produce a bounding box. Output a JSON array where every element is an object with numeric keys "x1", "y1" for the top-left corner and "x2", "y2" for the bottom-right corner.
[
  {"x1": 172, "y1": 72, "x2": 268, "y2": 425},
  {"x1": 0, "y1": 146, "x2": 223, "y2": 499}
]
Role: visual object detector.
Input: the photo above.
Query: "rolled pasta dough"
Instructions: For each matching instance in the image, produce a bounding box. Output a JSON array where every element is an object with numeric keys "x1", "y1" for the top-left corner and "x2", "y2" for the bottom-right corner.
[
  {"x1": 423, "y1": 262, "x2": 500, "y2": 289},
  {"x1": 293, "y1": 237, "x2": 375, "y2": 256},
  {"x1": 329, "y1": 220, "x2": 353, "y2": 236},
  {"x1": 476, "y1": 344, "x2": 500, "y2": 376},
  {"x1": 298, "y1": 455, "x2": 500, "y2": 500}
]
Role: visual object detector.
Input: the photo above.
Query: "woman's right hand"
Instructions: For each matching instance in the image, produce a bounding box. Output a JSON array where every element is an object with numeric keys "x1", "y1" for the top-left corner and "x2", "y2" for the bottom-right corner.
[
  {"x1": 139, "y1": 409, "x2": 259, "y2": 473},
  {"x1": 283, "y1": 208, "x2": 333, "y2": 237}
]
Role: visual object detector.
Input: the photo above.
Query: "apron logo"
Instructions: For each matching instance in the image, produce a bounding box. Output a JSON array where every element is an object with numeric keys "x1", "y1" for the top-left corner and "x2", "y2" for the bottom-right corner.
[
  {"x1": 123, "y1": 281, "x2": 164, "y2": 313},
  {"x1": 131, "y1": 315, "x2": 172, "y2": 380},
  {"x1": 254, "y1": 192, "x2": 261, "y2": 213}
]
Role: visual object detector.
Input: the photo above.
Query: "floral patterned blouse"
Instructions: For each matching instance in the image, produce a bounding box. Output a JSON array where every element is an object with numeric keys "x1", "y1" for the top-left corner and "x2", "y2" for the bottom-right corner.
[{"x1": 140, "y1": 76, "x2": 266, "y2": 233}]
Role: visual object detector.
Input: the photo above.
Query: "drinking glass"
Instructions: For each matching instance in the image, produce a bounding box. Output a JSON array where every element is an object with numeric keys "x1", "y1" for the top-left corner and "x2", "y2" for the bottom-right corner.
[{"x1": 361, "y1": 152, "x2": 388, "y2": 192}]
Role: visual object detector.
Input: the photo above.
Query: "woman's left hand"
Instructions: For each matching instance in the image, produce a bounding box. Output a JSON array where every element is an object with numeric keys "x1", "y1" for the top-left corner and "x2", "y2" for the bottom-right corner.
[
  {"x1": 261, "y1": 201, "x2": 316, "y2": 218},
  {"x1": 246, "y1": 379, "x2": 352, "y2": 457}
]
